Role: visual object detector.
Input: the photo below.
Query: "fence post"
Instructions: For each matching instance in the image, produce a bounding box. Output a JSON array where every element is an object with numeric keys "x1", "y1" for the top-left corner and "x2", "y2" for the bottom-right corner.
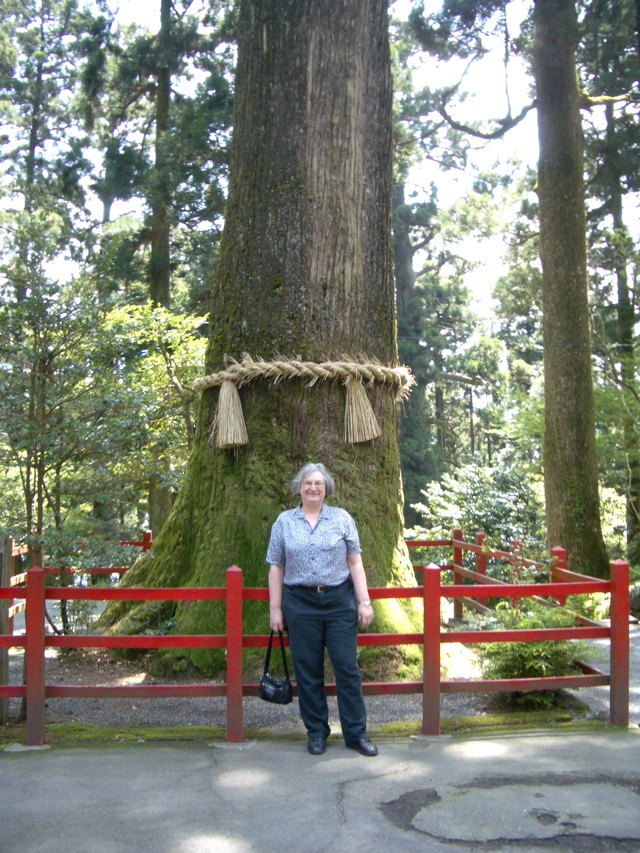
[
  {"x1": 142, "y1": 530, "x2": 153, "y2": 552},
  {"x1": 422, "y1": 564, "x2": 441, "y2": 736},
  {"x1": 609, "y1": 559, "x2": 629, "y2": 727},
  {"x1": 452, "y1": 528, "x2": 463, "y2": 621},
  {"x1": 226, "y1": 566, "x2": 244, "y2": 742},
  {"x1": 0, "y1": 535, "x2": 12, "y2": 724},
  {"x1": 550, "y1": 546, "x2": 567, "y2": 606},
  {"x1": 25, "y1": 567, "x2": 46, "y2": 746}
]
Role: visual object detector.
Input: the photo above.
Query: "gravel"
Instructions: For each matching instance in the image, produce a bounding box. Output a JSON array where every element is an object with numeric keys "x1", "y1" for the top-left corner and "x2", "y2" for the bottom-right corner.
[
  {"x1": 4, "y1": 618, "x2": 638, "y2": 733},
  {"x1": 4, "y1": 647, "x2": 489, "y2": 732}
]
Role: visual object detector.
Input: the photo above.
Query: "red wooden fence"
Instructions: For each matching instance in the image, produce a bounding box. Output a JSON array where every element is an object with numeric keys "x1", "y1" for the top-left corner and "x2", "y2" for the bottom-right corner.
[{"x1": 0, "y1": 535, "x2": 630, "y2": 746}]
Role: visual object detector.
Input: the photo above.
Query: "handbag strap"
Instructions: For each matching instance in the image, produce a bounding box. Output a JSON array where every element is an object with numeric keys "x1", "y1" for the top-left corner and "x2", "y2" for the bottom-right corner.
[{"x1": 263, "y1": 630, "x2": 290, "y2": 681}]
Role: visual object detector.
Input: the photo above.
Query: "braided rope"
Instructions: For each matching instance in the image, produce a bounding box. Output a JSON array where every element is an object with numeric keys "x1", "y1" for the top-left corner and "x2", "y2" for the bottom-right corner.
[{"x1": 193, "y1": 355, "x2": 415, "y2": 399}]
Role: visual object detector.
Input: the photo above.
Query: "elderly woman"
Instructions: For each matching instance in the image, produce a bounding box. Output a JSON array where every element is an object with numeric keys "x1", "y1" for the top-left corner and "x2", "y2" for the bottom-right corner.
[{"x1": 266, "y1": 462, "x2": 377, "y2": 756}]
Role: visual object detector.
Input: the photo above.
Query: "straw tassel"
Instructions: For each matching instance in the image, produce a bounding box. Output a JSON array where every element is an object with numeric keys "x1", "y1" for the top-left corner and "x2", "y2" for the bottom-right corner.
[
  {"x1": 210, "y1": 380, "x2": 249, "y2": 448},
  {"x1": 344, "y1": 376, "x2": 381, "y2": 443}
]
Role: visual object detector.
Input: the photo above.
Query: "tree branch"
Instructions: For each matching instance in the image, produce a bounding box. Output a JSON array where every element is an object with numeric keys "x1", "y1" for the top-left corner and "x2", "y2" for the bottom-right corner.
[
  {"x1": 438, "y1": 96, "x2": 537, "y2": 140},
  {"x1": 580, "y1": 91, "x2": 637, "y2": 109},
  {"x1": 437, "y1": 371, "x2": 485, "y2": 386}
]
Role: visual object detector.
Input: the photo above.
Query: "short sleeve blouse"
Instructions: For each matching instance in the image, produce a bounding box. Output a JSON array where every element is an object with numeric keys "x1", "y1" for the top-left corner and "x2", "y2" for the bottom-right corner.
[{"x1": 265, "y1": 504, "x2": 361, "y2": 587}]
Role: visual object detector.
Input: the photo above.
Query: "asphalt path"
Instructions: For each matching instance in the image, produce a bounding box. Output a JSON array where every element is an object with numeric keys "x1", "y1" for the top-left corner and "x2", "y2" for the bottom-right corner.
[
  {"x1": 565, "y1": 620, "x2": 640, "y2": 727},
  {"x1": 2, "y1": 615, "x2": 639, "y2": 852},
  {"x1": 2, "y1": 730, "x2": 640, "y2": 853}
]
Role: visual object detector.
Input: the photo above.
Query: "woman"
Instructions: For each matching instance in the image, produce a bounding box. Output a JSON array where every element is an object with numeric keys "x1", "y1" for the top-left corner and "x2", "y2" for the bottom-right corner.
[{"x1": 266, "y1": 462, "x2": 377, "y2": 756}]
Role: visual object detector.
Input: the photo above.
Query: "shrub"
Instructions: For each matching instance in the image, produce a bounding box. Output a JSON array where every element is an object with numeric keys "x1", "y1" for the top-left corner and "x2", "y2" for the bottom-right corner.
[
  {"x1": 565, "y1": 592, "x2": 610, "y2": 621},
  {"x1": 409, "y1": 458, "x2": 547, "y2": 570},
  {"x1": 478, "y1": 601, "x2": 589, "y2": 709}
]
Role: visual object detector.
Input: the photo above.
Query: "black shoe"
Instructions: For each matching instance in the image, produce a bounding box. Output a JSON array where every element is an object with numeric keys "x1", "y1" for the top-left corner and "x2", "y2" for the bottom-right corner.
[
  {"x1": 346, "y1": 736, "x2": 378, "y2": 757},
  {"x1": 307, "y1": 735, "x2": 327, "y2": 755}
]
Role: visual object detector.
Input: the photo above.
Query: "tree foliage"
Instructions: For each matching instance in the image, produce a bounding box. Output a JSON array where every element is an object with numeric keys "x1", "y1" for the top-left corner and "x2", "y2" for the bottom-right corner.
[{"x1": 0, "y1": 0, "x2": 227, "y2": 551}]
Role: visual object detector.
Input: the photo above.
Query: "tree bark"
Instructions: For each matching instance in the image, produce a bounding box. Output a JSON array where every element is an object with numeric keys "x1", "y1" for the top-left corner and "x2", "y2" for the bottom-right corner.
[
  {"x1": 601, "y1": 102, "x2": 640, "y2": 561},
  {"x1": 533, "y1": 0, "x2": 609, "y2": 576},
  {"x1": 103, "y1": 0, "x2": 419, "y2": 672},
  {"x1": 149, "y1": 0, "x2": 172, "y2": 309},
  {"x1": 147, "y1": 0, "x2": 175, "y2": 535}
]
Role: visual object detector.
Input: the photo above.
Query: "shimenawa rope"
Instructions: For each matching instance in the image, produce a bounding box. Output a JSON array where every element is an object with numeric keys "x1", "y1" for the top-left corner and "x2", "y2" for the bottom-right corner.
[{"x1": 193, "y1": 355, "x2": 414, "y2": 448}]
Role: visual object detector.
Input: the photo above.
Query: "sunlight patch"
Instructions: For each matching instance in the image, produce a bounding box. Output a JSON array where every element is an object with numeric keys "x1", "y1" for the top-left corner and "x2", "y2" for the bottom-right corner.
[
  {"x1": 215, "y1": 769, "x2": 271, "y2": 789},
  {"x1": 179, "y1": 836, "x2": 253, "y2": 853}
]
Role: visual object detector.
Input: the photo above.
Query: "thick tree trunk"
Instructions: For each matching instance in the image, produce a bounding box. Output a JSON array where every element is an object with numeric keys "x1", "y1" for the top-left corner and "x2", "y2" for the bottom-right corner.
[
  {"x1": 533, "y1": 0, "x2": 609, "y2": 577},
  {"x1": 103, "y1": 0, "x2": 419, "y2": 672}
]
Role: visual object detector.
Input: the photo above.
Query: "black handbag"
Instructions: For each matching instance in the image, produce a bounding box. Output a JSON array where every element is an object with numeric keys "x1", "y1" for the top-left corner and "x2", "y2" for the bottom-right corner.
[{"x1": 259, "y1": 630, "x2": 293, "y2": 704}]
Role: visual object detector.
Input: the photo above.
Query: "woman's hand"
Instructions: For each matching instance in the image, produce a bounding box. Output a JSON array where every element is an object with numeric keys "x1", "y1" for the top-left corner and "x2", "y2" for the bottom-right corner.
[
  {"x1": 269, "y1": 605, "x2": 285, "y2": 632},
  {"x1": 357, "y1": 602, "x2": 374, "y2": 629}
]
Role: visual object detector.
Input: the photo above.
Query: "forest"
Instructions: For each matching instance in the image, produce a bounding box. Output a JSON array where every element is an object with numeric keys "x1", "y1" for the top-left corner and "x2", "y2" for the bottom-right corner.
[{"x1": 1, "y1": 0, "x2": 639, "y2": 608}]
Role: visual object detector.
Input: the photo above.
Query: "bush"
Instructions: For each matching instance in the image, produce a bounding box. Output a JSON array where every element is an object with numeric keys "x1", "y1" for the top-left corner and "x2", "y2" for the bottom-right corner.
[
  {"x1": 409, "y1": 457, "x2": 547, "y2": 569},
  {"x1": 478, "y1": 601, "x2": 589, "y2": 709},
  {"x1": 565, "y1": 592, "x2": 610, "y2": 621}
]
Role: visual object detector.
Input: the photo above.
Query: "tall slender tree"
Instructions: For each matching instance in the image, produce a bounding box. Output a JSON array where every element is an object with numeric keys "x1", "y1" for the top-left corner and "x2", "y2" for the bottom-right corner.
[
  {"x1": 407, "y1": 0, "x2": 611, "y2": 574},
  {"x1": 533, "y1": 0, "x2": 609, "y2": 575},
  {"x1": 579, "y1": 0, "x2": 640, "y2": 563}
]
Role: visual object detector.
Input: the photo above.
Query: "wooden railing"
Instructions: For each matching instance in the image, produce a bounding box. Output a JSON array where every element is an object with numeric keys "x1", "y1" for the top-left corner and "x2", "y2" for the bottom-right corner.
[{"x1": 0, "y1": 535, "x2": 630, "y2": 745}]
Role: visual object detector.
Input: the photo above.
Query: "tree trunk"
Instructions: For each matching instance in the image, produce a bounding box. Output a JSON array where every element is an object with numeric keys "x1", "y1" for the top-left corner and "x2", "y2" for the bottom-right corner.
[
  {"x1": 147, "y1": 0, "x2": 175, "y2": 534},
  {"x1": 102, "y1": 0, "x2": 419, "y2": 673},
  {"x1": 148, "y1": 470, "x2": 174, "y2": 539},
  {"x1": 533, "y1": 0, "x2": 609, "y2": 577},
  {"x1": 602, "y1": 103, "x2": 640, "y2": 561},
  {"x1": 0, "y1": 537, "x2": 11, "y2": 724},
  {"x1": 393, "y1": 182, "x2": 433, "y2": 526},
  {"x1": 149, "y1": 0, "x2": 172, "y2": 310}
]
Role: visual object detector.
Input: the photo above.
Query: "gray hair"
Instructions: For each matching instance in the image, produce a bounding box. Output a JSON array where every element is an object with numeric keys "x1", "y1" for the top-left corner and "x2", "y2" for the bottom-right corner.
[{"x1": 291, "y1": 462, "x2": 335, "y2": 496}]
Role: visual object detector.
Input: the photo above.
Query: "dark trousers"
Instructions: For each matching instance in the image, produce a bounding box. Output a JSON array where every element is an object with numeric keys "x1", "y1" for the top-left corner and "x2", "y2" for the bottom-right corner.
[{"x1": 282, "y1": 581, "x2": 367, "y2": 743}]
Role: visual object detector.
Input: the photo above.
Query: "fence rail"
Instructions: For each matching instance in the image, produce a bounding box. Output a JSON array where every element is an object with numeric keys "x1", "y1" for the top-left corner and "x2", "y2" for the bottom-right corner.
[{"x1": 0, "y1": 533, "x2": 630, "y2": 746}]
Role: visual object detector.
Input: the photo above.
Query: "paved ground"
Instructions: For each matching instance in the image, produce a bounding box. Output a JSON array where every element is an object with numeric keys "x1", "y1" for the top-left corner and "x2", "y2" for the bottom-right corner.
[
  {"x1": 565, "y1": 620, "x2": 640, "y2": 726},
  {"x1": 3, "y1": 606, "x2": 639, "y2": 852},
  {"x1": 2, "y1": 729, "x2": 640, "y2": 853}
]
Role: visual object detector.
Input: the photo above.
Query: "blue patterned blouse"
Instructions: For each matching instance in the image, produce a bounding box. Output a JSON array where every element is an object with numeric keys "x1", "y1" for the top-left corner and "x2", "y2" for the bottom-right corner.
[{"x1": 265, "y1": 504, "x2": 362, "y2": 587}]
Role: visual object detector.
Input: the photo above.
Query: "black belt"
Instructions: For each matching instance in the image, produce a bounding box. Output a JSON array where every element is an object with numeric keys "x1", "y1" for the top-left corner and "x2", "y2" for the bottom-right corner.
[{"x1": 290, "y1": 578, "x2": 351, "y2": 593}]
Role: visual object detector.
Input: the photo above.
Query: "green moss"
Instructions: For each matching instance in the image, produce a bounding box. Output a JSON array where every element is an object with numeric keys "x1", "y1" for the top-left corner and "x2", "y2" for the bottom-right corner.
[
  {"x1": 0, "y1": 722, "x2": 226, "y2": 746},
  {"x1": 378, "y1": 711, "x2": 613, "y2": 738},
  {"x1": 0, "y1": 713, "x2": 617, "y2": 748}
]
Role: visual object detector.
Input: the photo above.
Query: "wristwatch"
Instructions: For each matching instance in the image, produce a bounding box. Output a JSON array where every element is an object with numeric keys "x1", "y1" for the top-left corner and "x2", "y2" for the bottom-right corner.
[{"x1": 357, "y1": 599, "x2": 372, "y2": 606}]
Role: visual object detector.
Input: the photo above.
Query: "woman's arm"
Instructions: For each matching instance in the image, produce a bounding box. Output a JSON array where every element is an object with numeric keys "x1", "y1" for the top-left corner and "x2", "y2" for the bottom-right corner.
[
  {"x1": 346, "y1": 552, "x2": 374, "y2": 629},
  {"x1": 268, "y1": 563, "x2": 286, "y2": 631}
]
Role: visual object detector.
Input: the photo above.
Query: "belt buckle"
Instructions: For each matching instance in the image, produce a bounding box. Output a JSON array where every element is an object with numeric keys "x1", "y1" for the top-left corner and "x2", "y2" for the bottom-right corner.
[{"x1": 316, "y1": 584, "x2": 327, "y2": 593}]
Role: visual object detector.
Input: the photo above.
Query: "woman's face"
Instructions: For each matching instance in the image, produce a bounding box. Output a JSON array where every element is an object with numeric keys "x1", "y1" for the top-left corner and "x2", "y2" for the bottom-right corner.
[{"x1": 300, "y1": 470, "x2": 326, "y2": 506}]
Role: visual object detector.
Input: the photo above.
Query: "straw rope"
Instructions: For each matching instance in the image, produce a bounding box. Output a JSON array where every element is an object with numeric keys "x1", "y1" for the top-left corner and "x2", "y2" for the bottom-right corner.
[
  {"x1": 194, "y1": 355, "x2": 415, "y2": 448},
  {"x1": 193, "y1": 355, "x2": 414, "y2": 397}
]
